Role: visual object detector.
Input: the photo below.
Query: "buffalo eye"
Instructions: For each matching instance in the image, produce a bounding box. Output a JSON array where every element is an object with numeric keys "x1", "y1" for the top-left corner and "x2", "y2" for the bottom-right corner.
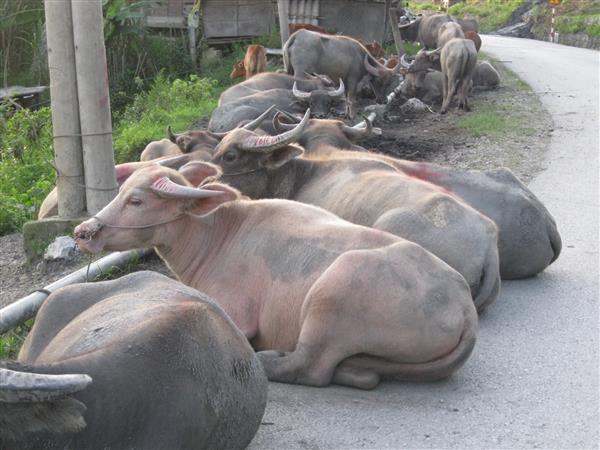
[
  {"x1": 128, "y1": 197, "x2": 143, "y2": 206},
  {"x1": 223, "y1": 151, "x2": 238, "y2": 162}
]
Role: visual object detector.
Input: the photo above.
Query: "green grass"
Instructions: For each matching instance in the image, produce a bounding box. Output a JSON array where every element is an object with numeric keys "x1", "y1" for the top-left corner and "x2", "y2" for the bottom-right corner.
[
  {"x1": 457, "y1": 106, "x2": 533, "y2": 137},
  {"x1": 0, "y1": 319, "x2": 33, "y2": 359}
]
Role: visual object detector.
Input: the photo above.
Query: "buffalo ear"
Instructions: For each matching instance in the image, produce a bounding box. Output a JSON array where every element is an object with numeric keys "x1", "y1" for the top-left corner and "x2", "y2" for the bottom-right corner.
[
  {"x1": 115, "y1": 162, "x2": 145, "y2": 185},
  {"x1": 178, "y1": 161, "x2": 222, "y2": 186},
  {"x1": 260, "y1": 144, "x2": 304, "y2": 170},
  {"x1": 184, "y1": 183, "x2": 240, "y2": 216}
]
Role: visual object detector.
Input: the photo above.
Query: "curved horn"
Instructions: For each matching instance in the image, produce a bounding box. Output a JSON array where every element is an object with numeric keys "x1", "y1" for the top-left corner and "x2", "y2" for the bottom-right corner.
[
  {"x1": 150, "y1": 176, "x2": 224, "y2": 199},
  {"x1": 167, "y1": 126, "x2": 181, "y2": 143},
  {"x1": 292, "y1": 82, "x2": 311, "y2": 99},
  {"x1": 363, "y1": 54, "x2": 380, "y2": 77},
  {"x1": 272, "y1": 111, "x2": 299, "y2": 133},
  {"x1": 425, "y1": 47, "x2": 442, "y2": 56},
  {"x1": 343, "y1": 115, "x2": 380, "y2": 140},
  {"x1": 0, "y1": 368, "x2": 91, "y2": 403},
  {"x1": 242, "y1": 105, "x2": 276, "y2": 131},
  {"x1": 156, "y1": 154, "x2": 193, "y2": 169},
  {"x1": 328, "y1": 79, "x2": 345, "y2": 97},
  {"x1": 240, "y1": 109, "x2": 311, "y2": 153}
]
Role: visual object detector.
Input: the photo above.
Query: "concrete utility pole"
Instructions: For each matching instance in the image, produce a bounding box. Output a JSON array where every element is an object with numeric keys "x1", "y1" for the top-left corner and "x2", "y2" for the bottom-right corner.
[
  {"x1": 44, "y1": 0, "x2": 86, "y2": 218},
  {"x1": 277, "y1": 0, "x2": 290, "y2": 47},
  {"x1": 71, "y1": 0, "x2": 117, "y2": 215}
]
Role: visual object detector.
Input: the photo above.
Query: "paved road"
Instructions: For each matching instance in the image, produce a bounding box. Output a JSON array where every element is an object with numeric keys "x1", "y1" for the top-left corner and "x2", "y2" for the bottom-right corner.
[{"x1": 248, "y1": 36, "x2": 599, "y2": 449}]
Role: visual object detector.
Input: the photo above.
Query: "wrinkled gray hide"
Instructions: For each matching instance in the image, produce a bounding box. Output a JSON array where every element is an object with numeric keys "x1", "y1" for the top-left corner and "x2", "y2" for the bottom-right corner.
[{"x1": 0, "y1": 271, "x2": 267, "y2": 450}]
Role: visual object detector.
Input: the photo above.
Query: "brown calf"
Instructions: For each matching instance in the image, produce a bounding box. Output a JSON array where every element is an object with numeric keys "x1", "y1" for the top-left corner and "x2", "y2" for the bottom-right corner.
[
  {"x1": 464, "y1": 31, "x2": 482, "y2": 52},
  {"x1": 229, "y1": 45, "x2": 267, "y2": 80}
]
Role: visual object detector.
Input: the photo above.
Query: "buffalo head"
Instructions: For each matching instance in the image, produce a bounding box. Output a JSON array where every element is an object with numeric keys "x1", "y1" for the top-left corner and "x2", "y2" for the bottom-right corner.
[
  {"x1": 362, "y1": 55, "x2": 402, "y2": 103},
  {"x1": 292, "y1": 79, "x2": 346, "y2": 118}
]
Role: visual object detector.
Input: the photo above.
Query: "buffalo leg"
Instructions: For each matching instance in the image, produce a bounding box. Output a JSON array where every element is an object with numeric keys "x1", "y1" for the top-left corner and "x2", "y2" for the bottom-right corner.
[{"x1": 458, "y1": 78, "x2": 471, "y2": 111}]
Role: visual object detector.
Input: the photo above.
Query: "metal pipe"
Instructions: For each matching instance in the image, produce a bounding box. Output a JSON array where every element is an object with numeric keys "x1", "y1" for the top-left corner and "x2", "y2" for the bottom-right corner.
[{"x1": 0, "y1": 248, "x2": 153, "y2": 334}]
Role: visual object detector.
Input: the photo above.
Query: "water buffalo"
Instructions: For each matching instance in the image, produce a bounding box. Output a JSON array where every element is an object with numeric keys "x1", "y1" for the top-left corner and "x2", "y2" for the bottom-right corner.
[
  {"x1": 288, "y1": 22, "x2": 328, "y2": 34},
  {"x1": 0, "y1": 271, "x2": 267, "y2": 449},
  {"x1": 437, "y1": 21, "x2": 465, "y2": 49},
  {"x1": 74, "y1": 159, "x2": 478, "y2": 389},
  {"x1": 398, "y1": 13, "x2": 454, "y2": 49},
  {"x1": 209, "y1": 82, "x2": 346, "y2": 133},
  {"x1": 219, "y1": 72, "x2": 333, "y2": 105},
  {"x1": 283, "y1": 29, "x2": 401, "y2": 117},
  {"x1": 139, "y1": 137, "x2": 182, "y2": 161},
  {"x1": 457, "y1": 17, "x2": 480, "y2": 33},
  {"x1": 472, "y1": 61, "x2": 501, "y2": 90},
  {"x1": 212, "y1": 112, "x2": 501, "y2": 311},
  {"x1": 398, "y1": 55, "x2": 444, "y2": 105},
  {"x1": 409, "y1": 38, "x2": 478, "y2": 113},
  {"x1": 230, "y1": 45, "x2": 267, "y2": 80},
  {"x1": 271, "y1": 116, "x2": 561, "y2": 280},
  {"x1": 464, "y1": 30, "x2": 482, "y2": 52}
]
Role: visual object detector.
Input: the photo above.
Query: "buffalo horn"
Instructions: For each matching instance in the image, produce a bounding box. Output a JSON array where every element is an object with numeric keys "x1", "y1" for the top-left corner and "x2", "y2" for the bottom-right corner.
[
  {"x1": 328, "y1": 79, "x2": 345, "y2": 97},
  {"x1": 240, "y1": 109, "x2": 311, "y2": 153},
  {"x1": 0, "y1": 368, "x2": 91, "y2": 403},
  {"x1": 150, "y1": 176, "x2": 224, "y2": 199},
  {"x1": 425, "y1": 47, "x2": 442, "y2": 56},
  {"x1": 363, "y1": 55, "x2": 381, "y2": 77},
  {"x1": 292, "y1": 82, "x2": 311, "y2": 99},
  {"x1": 242, "y1": 105, "x2": 276, "y2": 131},
  {"x1": 272, "y1": 111, "x2": 299, "y2": 132},
  {"x1": 167, "y1": 126, "x2": 181, "y2": 143}
]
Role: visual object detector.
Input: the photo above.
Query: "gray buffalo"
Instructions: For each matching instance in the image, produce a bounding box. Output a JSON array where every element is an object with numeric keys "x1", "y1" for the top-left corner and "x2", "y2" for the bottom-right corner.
[
  {"x1": 209, "y1": 82, "x2": 346, "y2": 133},
  {"x1": 398, "y1": 13, "x2": 454, "y2": 49},
  {"x1": 283, "y1": 29, "x2": 401, "y2": 117},
  {"x1": 437, "y1": 21, "x2": 465, "y2": 48},
  {"x1": 272, "y1": 116, "x2": 561, "y2": 279},
  {"x1": 409, "y1": 38, "x2": 478, "y2": 113},
  {"x1": 74, "y1": 160, "x2": 478, "y2": 390},
  {"x1": 212, "y1": 112, "x2": 501, "y2": 311},
  {"x1": 472, "y1": 61, "x2": 501, "y2": 90},
  {"x1": 219, "y1": 72, "x2": 333, "y2": 105},
  {"x1": 0, "y1": 271, "x2": 267, "y2": 450},
  {"x1": 398, "y1": 55, "x2": 444, "y2": 105}
]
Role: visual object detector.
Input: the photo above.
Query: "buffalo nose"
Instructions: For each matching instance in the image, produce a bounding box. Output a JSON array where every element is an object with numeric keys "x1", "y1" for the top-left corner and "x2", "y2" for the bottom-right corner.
[{"x1": 74, "y1": 219, "x2": 103, "y2": 241}]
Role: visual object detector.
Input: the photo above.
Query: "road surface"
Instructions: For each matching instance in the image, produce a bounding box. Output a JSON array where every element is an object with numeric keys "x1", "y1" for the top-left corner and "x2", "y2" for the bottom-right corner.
[{"x1": 248, "y1": 36, "x2": 599, "y2": 449}]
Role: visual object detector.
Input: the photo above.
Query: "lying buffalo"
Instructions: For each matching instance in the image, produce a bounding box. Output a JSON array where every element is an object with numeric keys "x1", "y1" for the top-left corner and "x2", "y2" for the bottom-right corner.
[
  {"x1": 74, "y1": 159, "x2": 478, "y2": 389},
  {"x1": 273, "y1": 115, "x2": 561, "y2": 279},
  {"x1": 283, "y1": 29, "x2": 401, "y2": 117},
  {"x1": 219, "y1": 72, "x2": 333, "y2": 106},
  {"x1": 209, "y1": 82, "x2": 346, "y2": 133},
  {"x1": 0, "y1": 271, "x2": 267, "y2": 449},
  {"x1": 472, "y1": 61, "x2": 501, "y2": 90},
  {"x1": 398, "y1": 13, "x2": 454, "y2": 49},
  {"x1": 409, "y1": 38, "x2": 478, "y2": 113},
  {"x1": 398, "y1": 55, "x2": 444, "y2": 105},
  {"x1": 140, "y1": 137, "x2": 182, "y2": 161},
  {"x1": 213, "y1": 111, "x2": 501, "y2": 311}
]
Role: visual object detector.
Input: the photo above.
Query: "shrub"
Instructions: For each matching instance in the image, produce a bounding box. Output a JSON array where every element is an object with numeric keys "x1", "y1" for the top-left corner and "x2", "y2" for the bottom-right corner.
[
  {"x1": 0, "y1": 105, "x2": 54, "y2": 235},
  {"x1": 113, "y1": 74, "x2": 219, "y2": 162}
]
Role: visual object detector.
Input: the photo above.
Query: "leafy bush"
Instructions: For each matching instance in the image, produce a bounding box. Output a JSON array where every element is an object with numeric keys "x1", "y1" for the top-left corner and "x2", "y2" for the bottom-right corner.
[
  {"x1": 0, "y1": 319, "x2": 33, "y2": 359},
  {"x1": 113, "y1": 74, "x2": 219, "y2": 162},
  {"x1": 0, "y1": 105, "x2": 54, "y2": 235},
  {"x1": 449, "y1": 0, "x2": 526, "y2": 33}
]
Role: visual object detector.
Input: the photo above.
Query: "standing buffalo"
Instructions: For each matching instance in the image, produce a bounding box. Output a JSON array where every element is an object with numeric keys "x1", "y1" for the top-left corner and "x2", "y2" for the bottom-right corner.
[
  {"x1": 464, "y1": 30, "x2": 482, "y2": 52},
  {"x1": 283, "y1": 29, "x2": 401, "y2": 117},
  {"x1": 74, "y1": 159, "x2": 479, "y2": 390},
  {"x1": 437, "y1": 21, "x2": 465, "y2": 49},
  {"x1": 230, "y1": 44, "x2": 267, "y2": 80},
  {"x1": 212, "y1": 112, "x2": 501, "y2": 311},
  {"x1": 0, "y1": 271, "x2": 267, "y2": 450},
  {"x1": 398, "y1": 13, "x2": 454, "y2": 49},
  {"x1": 409, "y1": 38, "x2": 478, "y2": 113}
]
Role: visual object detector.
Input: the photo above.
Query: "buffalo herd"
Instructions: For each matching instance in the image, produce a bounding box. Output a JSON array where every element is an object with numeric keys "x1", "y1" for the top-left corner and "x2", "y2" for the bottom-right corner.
[{"x1": 2, "y1": 12, "x2": 561, "y2": 450}]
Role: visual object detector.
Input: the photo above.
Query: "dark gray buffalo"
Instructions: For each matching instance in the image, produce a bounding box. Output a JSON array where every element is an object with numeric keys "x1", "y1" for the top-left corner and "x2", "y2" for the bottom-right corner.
[
  {"x1": 0, "y1": 271, "x2": 267, "y2": 450},
  {"x1": 213, "y1": 112, "x2": 501, "y2": 311},
  {"x1": 409, "y1": 38, "x2": 478, "y2": 113},
  {"x1": 219, "y1": 72, "x2": 333, "y2": 105},
  {"x1": 209, "y1": 82, "x2": 346, "y2": 133},
  {"x1": 283, "y1": 29, "x2": 401, "y2": 117},
  {"x1": 398, "y1": 13, "x2": 454, "y2": 49},
  {"x1": 273, "y1": 116, "x2": 562, "y2": 280}
]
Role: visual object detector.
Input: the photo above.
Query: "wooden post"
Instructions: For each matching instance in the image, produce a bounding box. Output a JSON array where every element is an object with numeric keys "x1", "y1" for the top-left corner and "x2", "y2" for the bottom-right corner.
[
  {"x1": 71, "y1": 0, "x2": 117, "y2": 215},
  {"x1": 277, "y1": 0, "x2": 290, "y2": 47},
  {"x1": 44, "y1": 0, "x2": 86, "y2": 219},
  {"x1": 389, "y1": 8, "x2": 405, "y2": 58},
  {"x1": 383, "y1": 0, "x2": 391, "y2": 45}
]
